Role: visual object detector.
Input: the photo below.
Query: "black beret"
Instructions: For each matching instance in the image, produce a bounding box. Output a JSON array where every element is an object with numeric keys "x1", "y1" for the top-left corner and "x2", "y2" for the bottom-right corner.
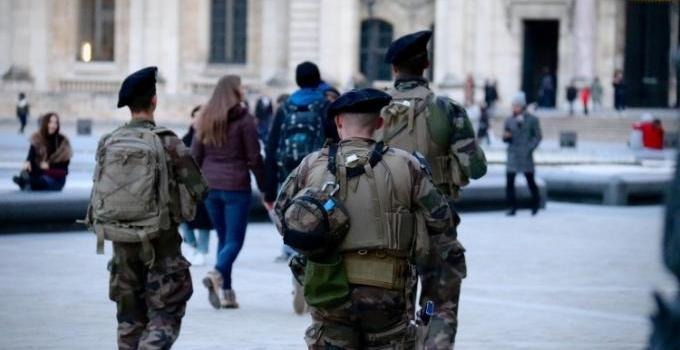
[
  {"x1": 327, "y1": 88, "x2": 392, "y2": 119},
  {"x1": 296, "y1": 61, "x2": 321, "y2": 88},
  {"x1": 384, "y1": 30, "x2": 432, "y2": 64},
  {"x1": 117, "y1": 66, "x2": 158, "y2": 108}
]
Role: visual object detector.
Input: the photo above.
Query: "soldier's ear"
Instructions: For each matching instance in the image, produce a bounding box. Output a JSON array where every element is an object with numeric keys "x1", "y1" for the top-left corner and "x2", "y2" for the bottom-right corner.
[{"x1": 375, "y1": 116, "x2": 384, "y2": 130}]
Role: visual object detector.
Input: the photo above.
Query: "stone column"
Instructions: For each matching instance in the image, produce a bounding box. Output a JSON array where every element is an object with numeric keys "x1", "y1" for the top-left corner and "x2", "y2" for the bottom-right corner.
[
  {"x1": 434, "y1": 0, "x2": 464, "y2": 95},
  {"x1": 319, "y1": 0, "x2": 359, "y2": 88},
  {"x1": 128, "y1": 0, "x2": 146, "y2": 71},
  {"x1": 29, "y1": 0, "x2": 49, "y2": 91},
  {"x1": 161, "y1": 0, "x2": 180, "y2": 94},
  {"x1": 287, "y1": 0, "x2": 321, "y2": 83},
  {"x1": 573, "y1": 0, "x2": 595, "y2": 82},
  {"x1": 260, "y1": 0, "x2": 289, "y2": 86}
]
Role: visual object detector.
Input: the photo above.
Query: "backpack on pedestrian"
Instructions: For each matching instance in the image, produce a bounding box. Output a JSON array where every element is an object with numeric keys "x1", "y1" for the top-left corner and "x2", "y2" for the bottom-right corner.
[
  {"x1": 276, "y1": 99, "x2": 327, "y2": 179},
  {"x1": 84, "y1": 125, "x2": 175, "y2": 262},
  {"x1": 380, "y1": 85, "x2": 470, "y2": 199}
]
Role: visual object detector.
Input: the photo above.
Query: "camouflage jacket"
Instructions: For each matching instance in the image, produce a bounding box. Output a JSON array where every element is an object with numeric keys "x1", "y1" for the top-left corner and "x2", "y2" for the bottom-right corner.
[
  {"x1": 274, "y1": 137, "x2": 462, "y2": 345},
  {"x1": 115, "y1": 119, "x2": 208, "y2": 223},
  {"x1": 392, "y1": 77, "x2": 487, "y2": 195}
]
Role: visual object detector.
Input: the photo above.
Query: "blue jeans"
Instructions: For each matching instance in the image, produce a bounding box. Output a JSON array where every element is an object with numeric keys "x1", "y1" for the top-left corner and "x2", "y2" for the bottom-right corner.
[
  {"x1": 30, "y1": 175, "x2": 65, "y2": 191},
  {"x1": 204, "y1": 190, "x2": 251, "y2": 290},
  {"x1": 180, "y1": 223, "x2": 210, "y2": 254}
]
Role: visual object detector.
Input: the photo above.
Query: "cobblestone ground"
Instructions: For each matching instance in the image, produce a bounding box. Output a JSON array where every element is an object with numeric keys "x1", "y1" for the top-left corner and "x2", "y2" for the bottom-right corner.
[{"x1": 0, "y1": 202, "x2": 675, "y2": 349}]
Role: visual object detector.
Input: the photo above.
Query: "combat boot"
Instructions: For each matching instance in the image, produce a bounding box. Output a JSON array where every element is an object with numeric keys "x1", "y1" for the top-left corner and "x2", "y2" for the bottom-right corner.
[
  {"x1": 202, "y1": 270, "x2": 224, "y2": 309},
  {"x1": 221, "y1": 289, "x2": 239, "y2": 309}
]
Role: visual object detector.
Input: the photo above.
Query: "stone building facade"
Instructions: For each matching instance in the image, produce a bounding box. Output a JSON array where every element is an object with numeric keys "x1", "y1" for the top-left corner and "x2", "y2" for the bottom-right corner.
[{"x1": 0, "y1": 0, "x2": 677, "y2": 122}]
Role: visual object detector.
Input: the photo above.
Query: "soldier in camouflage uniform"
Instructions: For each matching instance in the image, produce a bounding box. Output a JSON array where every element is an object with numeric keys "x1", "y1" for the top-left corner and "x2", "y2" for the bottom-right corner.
[
  {"x1": 379, "y1": 31, "x2": 488, "y2": 348},
  {"x1": 275, "y1": 88, "x2": 461, "y2": 349},
  {"x1": 98, "y1": 67, "x2": 208, "y2": 349}
]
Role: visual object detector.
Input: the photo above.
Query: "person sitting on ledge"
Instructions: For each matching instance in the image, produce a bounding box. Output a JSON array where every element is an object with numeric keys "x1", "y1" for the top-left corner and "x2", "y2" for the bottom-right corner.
[{"x1": 13, "y1": 112, "x2": 72, "y2": 191}]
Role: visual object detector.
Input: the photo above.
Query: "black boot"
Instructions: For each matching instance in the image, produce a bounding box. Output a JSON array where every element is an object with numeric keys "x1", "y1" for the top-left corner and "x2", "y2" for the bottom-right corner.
[
  {"x1": 506, "y1": 208, "x2": 516, "y2": 216},
  {"x1": 531, "y1": 206, "x2": 539, "y2": 216},
  {"x1": 12, "y1": 175, "x2": 25, "y2": 190}
]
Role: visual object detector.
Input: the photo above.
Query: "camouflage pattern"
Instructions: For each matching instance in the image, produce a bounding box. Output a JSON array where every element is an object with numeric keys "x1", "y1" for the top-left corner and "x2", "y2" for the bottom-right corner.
[
  {"x1": 275, "y1": 138, "x2": 460, "y2": 349},
  {"x1": 393, "y1": 78, "x2": 487, "y2": 190},
  {"x1": 106, "y1": 119, "x2": 206, "y2": 349},
  {"x1": 389, "y1": 78, "x2": 485, "y2": 348}
]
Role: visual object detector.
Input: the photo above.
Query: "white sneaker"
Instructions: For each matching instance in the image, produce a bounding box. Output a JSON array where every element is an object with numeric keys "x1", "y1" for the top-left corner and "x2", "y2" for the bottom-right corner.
[{"x1": 192, "y1": 252, "x2": 207, "y2": 266}]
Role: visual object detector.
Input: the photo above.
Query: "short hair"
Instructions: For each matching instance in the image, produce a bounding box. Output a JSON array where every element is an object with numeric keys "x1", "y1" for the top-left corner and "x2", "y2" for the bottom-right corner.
[
  {"x1": 340, "y1": 112, "x2": 379, "y2": 129},
  {"x1": 128, "y1": 92, "x2": 155, "y2": 113},
  {"x1": 393, "y1": 53, "x2": 429, "y2": 76}
]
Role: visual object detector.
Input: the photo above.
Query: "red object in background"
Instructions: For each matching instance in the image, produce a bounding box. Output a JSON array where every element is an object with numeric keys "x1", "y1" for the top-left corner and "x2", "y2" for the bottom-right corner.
[
  {"x1": 634, "y1": 121, "x2": 664, "y2": 149},
  {"x1": 580, "y1": 87, "x2": 590, "y2": 104}
]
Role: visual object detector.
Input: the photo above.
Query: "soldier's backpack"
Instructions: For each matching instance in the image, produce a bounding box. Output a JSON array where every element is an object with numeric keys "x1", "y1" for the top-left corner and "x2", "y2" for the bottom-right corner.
[
  {"x1": 379, "y1": 85, "x2": 470, "y2": 199},
  {"x1": 85, "y1": 125, "x2": 174, "y2": 261},
  {"x1": 276, "y1": 99, "x2": 327, "y2": 180}
]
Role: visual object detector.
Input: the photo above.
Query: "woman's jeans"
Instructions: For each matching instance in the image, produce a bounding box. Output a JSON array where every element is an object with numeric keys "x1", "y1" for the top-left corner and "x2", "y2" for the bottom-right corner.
[
  {"x1": 30, "y1": 174, "x2": 65, "y2": 191},
  {"x1": 204, "y1": 189, "x2": 251, "y2": 290},
  {"x1": 180, "y1": 223, "x2": 210, "y2": 254}
]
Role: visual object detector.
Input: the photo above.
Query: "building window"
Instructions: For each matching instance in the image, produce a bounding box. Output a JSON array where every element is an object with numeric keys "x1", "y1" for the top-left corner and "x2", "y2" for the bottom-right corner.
[
  {"x1": 78, "y1": 0, "x2": 115, "y2": 62},
  {"x1": 210, "y1": 0, "x2": 248, "y2": 64},
  {"x1": 360, "y1": 19, "x2": 393, "y2": 82}
]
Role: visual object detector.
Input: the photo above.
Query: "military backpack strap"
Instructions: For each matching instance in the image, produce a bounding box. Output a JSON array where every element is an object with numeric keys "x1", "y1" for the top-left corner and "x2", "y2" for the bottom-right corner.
[{"x1": 327, "y1": 143, "x2": 339, "y2": 176}]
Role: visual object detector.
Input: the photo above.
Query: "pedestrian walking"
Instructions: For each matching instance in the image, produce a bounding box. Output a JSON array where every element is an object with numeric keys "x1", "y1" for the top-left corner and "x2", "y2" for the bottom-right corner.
[
  {"x1": 254, "y1": 96, "x2": 274, "y2": 143},
  {"x1": 275, "y1": 88, "x2": 462, "y2": 349},
  {"x1": 180, "y1": 105, "x2": 213, "y2": 266},
  {"x1": 16, "y1": 92, "x2": 29, "y2": 134},
  {"x1": 263, "y1": 62, "x2": 331, "y2": 262},
  {"x1": 478, "y1": 102, "x2": 491, "y2": 145},
  {"x1": 503, "y1": 91, "x2": 542, "y2": 216},
  {"x1": 590, "y1": 77, "x2": 603, "y2": 111},
  {"x1": 85, "y1": 66, "x2": 208, "y2": 350},
  {"x1": 566, "y1": 81, "x2": 578, "y2": 115},
  {"x1": 464, "y1": 73, "x2": 475, "y2": 106},
  {"x1": 537, "y1": 68, "x2": 555, "y2": 108},
  {"x1": 379, "y1": 30, "x2": 488, "y2": 347},
  {"x1": 581, "y1": 85, "x2": 590, "y2": 115},
  {"x1": 192, "y1": 75, "x2": 265, "y2": 309},
  {"x1": 13, "y1": 112, "x2": 72, "y2": 191},
  {"x1": 484, "y1": 79, "x2": 499, "y2": 108},
  {"x1": 613, "y1": 70, "x2": 626, "y2": 111}
]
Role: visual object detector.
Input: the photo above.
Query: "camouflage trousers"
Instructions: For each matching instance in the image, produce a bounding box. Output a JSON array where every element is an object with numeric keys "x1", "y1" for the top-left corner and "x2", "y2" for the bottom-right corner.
[
  {"x1": 419, "y1": 250, "x2": 464, "y2": 350},
  {"x1": 306, "y1": 286, "x2": 417, "y2": 349},
  {"x1": 109, "y1": 230, "x2": 193, "y2": 350}
]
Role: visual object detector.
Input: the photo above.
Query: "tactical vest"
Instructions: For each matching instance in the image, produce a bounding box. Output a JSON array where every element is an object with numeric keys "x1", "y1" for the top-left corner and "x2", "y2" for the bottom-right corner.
[
  {"x1": 379, "y1": 85, "x2": 469, "y2": 198},
  {"x1": 305, "y1": 141, "x2": 424, "y2": 290}
]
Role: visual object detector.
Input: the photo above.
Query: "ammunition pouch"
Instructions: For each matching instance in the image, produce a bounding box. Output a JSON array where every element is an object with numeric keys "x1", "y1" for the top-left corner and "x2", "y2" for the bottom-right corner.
[
  {"x1": 303, "y1": 255, "x2": 350, "y2": 308},
  {"x1": 432, "y1": 154, "x2": 469, "y2": 200}
]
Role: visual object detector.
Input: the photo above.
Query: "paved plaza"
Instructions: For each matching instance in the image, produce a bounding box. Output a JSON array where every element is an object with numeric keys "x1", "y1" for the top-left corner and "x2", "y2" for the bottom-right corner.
[{"x1": 0, "y1": 202, "x2": 674, "y2": 349}]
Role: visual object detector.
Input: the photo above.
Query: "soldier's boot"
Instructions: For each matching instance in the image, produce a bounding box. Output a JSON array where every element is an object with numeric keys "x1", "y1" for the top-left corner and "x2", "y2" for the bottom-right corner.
[
  {"x1": 221, "y1": 289, "x2": 239, "y2": 309},
  {"x1": 292, "y1": 277, "x2": 306, "y2": 315},
  {"x1": 202, "y1": 270, "x2": 223, "y2": 309}
]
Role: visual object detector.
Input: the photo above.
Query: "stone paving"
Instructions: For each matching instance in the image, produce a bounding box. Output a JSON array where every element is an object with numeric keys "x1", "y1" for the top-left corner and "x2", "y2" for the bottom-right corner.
[{"x1": 0, "y1": 202, "x2": 675, "y2": 349}]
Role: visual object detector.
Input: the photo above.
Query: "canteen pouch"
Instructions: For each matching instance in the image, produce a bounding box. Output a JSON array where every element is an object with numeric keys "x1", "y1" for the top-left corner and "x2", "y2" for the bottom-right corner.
[
  {"x1": 303, "y1": 255, "x2": 350, "y2": 308},
  {"x1": 344, "y1": 252, "x2": 408, "y2": 290}
]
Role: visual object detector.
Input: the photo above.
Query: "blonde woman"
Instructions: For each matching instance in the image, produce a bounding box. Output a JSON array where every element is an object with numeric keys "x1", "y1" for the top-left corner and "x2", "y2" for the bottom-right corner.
[{"x1": 191, "y1": 75, "x2": 265, "y2": 309}]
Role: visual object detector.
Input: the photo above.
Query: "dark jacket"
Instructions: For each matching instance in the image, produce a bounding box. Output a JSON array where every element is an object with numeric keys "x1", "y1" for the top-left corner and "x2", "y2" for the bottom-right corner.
[
  {"x1": 182, "y1": 127, "x2": 213, "y2": 230},
  {"x1": 263, "y1": 88, "x2": 333, "y2": 202},
  {"x1": 191, "y1": 105, "x2": 265, "y2": 192},
  {"x1": 26, "y1": 133, "x2": 71, "y2": 180}
]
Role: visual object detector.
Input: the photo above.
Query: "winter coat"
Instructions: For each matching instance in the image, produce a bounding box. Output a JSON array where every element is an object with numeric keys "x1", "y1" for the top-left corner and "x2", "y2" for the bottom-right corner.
[
  {"x1": 503, "y1": 112, "x2": 542, "y2": 173},
  {"x1": 191, "y1": 105, "x2": 265, "y2": 192}
]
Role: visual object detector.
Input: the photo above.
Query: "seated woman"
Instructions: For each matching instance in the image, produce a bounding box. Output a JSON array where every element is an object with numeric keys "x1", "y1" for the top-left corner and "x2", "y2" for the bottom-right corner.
[{"x1": 13, "y1": 112, "x2": 72, "y2": 191}]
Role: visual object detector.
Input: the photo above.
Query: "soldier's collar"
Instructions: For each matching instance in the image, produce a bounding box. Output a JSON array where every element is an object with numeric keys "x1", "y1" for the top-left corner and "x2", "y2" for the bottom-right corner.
[
  {"x1": 127, "y1": 118, "x2": 156, "y2": 127},
  {"x1": 338, "y1": 137, "x2": 375, "y2": 146},
  {"x1": 394, "y1": 76, "x2": 429, "y2": 90}
]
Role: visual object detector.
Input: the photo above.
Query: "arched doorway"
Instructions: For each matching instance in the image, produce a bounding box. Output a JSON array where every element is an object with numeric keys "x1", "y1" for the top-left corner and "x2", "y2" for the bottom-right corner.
[{"x1": 360, "y1": 19, "x2": 394, "y2": 82}]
